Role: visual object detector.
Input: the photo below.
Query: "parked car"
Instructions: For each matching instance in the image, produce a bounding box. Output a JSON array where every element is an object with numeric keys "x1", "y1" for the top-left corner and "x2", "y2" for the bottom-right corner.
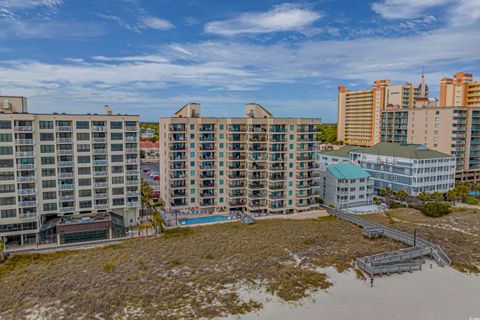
[
  {"x1": 152, "y1": 175, "x2": 160, "y2": 180},
  {"x1": 143, "y1": 168, "x2": 151, "y2": 173}
]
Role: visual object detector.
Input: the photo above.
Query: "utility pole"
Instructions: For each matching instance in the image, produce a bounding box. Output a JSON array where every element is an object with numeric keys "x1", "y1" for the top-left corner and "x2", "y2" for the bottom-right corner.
[{"x1": 414, "y1": 229, "x2": 417, "y2": 246}]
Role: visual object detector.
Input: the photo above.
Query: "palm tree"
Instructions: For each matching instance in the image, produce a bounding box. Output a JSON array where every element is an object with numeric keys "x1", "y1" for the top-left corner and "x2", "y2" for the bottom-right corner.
[
  {"x1": 151, "y1": 209, "x2": 166, "y2": 235},
  {"x1": 141, "y1": 179, "x2": 153, "y2": 217},
  {"x1": 430, "y1": 192, "x2": 443, "y2": 202},
  {"x1": 418, "y1": 192, "x2": 430, "y2": 202},
  {"x1": 0, "y1": 237, "x2": 6, "y2": 262},
  {"x1": 396, "y1": 189, "x2": 409, "y2": 202}
]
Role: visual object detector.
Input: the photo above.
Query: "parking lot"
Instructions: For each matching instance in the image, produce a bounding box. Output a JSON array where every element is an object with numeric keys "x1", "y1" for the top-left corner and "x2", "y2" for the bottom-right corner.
[{"x1": 141, "y1": 162, "x2": 160, "y2": 194}]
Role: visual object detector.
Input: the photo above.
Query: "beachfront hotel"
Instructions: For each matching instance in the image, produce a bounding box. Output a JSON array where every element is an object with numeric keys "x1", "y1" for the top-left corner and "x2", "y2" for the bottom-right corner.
[
  {"x1": 337, "y1": 75, "x2": 428, "y2": 146},
  {"x1": 159, "y1": 103, "x2": 321, "y2": 214},
  {"x1": 0, "y1": 96, "x2": 140, "y2": 245}
]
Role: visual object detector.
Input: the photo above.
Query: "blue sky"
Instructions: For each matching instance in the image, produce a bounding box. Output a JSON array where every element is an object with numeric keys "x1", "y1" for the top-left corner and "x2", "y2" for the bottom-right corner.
[{"x1": 0, "y1": 0, "x2": 480, "y2": 122}]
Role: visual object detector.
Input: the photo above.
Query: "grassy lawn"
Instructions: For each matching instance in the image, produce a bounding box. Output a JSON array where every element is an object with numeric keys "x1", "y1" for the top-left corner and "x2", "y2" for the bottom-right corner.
[
  {"x1": 363, "y1": 208, "x2": 480, "y2": 274},
  {"x1": 0, "y1": 217, "x2": 402, "y2": 320}
]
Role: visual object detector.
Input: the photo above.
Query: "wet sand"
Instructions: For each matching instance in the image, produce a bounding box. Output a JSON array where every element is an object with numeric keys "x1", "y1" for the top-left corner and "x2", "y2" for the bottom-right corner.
[{"x1": 224, "y1": 262, "x2": 480, "y2": 320}]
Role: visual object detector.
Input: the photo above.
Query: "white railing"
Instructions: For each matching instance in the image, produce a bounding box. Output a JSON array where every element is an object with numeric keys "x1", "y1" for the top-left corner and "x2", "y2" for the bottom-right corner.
[
  {"x1": 125, "y1": 136, "x2": 137, "y2": 142},
  {"x1": 93, "y1": 160, "x2": 107, "y2": 166},
  {"x1": 18, "y1": 201, "x2": 38, "y2": 207},
  {"x1": 15, "y1": 151, "x2": 35, "y2": 157},
  {"x1": 58, "y1": 173, "x2": 74, "y2": 179},
  {"x1": 59, "y1": 207, "x2": 75, "y2": 213},
  {"x1": 58, "y1": 161, "x2": 73, "y2": 167},
  {"x1": 92, "y1": 138, "x2": 107, "y2": 143},
  {"x1": 59, "y1": 195, "x2": 75, "y2": 201},
  {"x1": 17, "y1": 164, "x2": 35, "y2": 170},
  {"x1": 57, "y1": 138, "x2": 72, "y2": 143},
  {"x1": 19, "y1": 212, "x2": 37, "y2": 219},
  {"x1": 15, "y1": 139, "x2": 34, "y2": 145},
  {"x1": 125, "y1": 126, "x2": 137, "y2": 131},
  {"x1": 18, "y1": 188, "x2": 37, "y2": 195},
  {"x1": 57, "y1": 126, "x2": 72, "y2": 131},
  {"x1": 93, "y1": 149, "x2": 107, "y2": 155},
  {"x1": 127, "y1": 191, "x2": 139, "y2": 197},
  {"x1": 127, "y1": 202, "x2": 139, "y2": 207},
  {"x1": 126, "y1": 170, "x2": 139, "y2": 175},
  {"x1": 94, "y1": 193, "x2": 108, "y2": 199},
  {"x1": 126, "y1": 180, "x2": 139, "y2": 186},
  {"x1": 94, "y1": 183, "x2": 108, "y2": 188},
  {"x1": 94, "y1": 172, "x2": 108, "y2": 177},
  {"x1": 95, "y1": 204, "x2": 109, "y2": 210},
  {"x1": 92, "y1": 126, "x2": 106, "y2": 132},
  {"x1": 14, "y1": 126, "x2": 33, "y2": 132},
  {"x1": 126, "y1": 148, "x2": 138, "y2": 153},
  {"x1": 126, "y1": 159, "x2": 138, "y2": 164},
  {"x1": 58, "y1": 184, "x2": 75, "y2": 190},
  {"x1": 57, "y1": 150, "x2": 73, "y2": 155},
  {"x1": 17, "y1": 176, "x2": 35, "y2": 182}
]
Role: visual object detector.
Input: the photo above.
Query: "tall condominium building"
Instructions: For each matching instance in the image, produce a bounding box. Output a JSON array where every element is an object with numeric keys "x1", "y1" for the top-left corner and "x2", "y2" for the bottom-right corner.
[
  {"x1": 159, "y1": 103, "x2": 321, "y2": 214},
  {"x1": 440, "y1": 72, "x2": 480, "y2": 107},
  {"x1": 338, "y1": 76, "x2": 428, "y2": 146},
  {"x1": 0, "y1": 97, "x2": 140, "y2": 245}
]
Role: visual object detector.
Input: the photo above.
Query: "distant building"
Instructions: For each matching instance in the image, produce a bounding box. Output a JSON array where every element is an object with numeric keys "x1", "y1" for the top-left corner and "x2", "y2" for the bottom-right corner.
[
  {"x1": 140, "y1": 140, "x2": 159, "y2": 159},
  {"x1": 141, "y1": 127, "x2": 155, "y2": 140},
  {"x1": 317, "y1": 145, "x2": 359, "y2": 171},
  {"x1": 319, "y1": 163, "x2": 373, "y2": 209},
  {"x1": 440, "y1": 72, "x2": 480, "y2": 107},
  {"x1": 350, "y1": 143, "x2": 455, "y2": 195},
  {"x1": 337, "y1": 75, "x2": 428, "y2": 147}
]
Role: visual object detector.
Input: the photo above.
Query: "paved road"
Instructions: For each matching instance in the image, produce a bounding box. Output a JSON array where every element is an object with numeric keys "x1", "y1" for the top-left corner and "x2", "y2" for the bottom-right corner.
[{"x1": 141, "y1": 162, "x2": 160, "y2": 191}]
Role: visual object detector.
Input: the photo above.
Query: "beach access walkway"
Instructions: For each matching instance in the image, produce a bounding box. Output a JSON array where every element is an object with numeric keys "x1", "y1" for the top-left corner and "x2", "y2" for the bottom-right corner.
[{"x1": 323, "y1": 206, "x2": 452, "y2": 275}]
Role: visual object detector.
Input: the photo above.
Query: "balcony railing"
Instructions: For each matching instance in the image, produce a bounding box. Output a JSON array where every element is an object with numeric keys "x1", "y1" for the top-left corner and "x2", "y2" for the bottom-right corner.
[
  {"x1": 58, "y1": 173, "x2": 74, "y2": 179},
  {"x1": 57, "y1": 126, "x2": 72, "y2": 131},
  {"x1": 18, "y1": 188, "x2": 37, "y2": 195},
  {"x1": 94, "y1": 182, "x2": 108, "y2": 188},
  {"x1": 95, "y1": 204, "x2": 109, "y2": 210},
  {"x1": 92, "y1": 126, "x2": 106, "y2": 132},
  {"x1": 15, "y1": 151, "x2": 35, "y2": 157},
  {"x1": 58, "y1": 149, "x2": 73, "y2": 155},
  {"x1": 127, "y1": 202, "x2": 139, "y2": 207},
  {"x1": 17, "y1": 164, "x2": 35, "y2": 170},
  {"x1": 58, "y1": 161, "x2": 74, "y2": 167},
  {"x1": 17, "y1": 176, "x2": 35, "y2": 182},
  {"x1": 126, "y1": 148, "x2": 139, "y2": 153},
  {"x1": 126, "y1": 170, "x2": 139, "y2": 175},
  {"x1": 57, "y1": 138, "x2": 72, "y2": 143},
  {"x1": 15, "y1": 139, "x2": 34, "y2": 145},
  {"x1": 94, "y1": 172, "x2": 108, "y2": 177},
  {"x1": 59, "y1": 195, "x2": 75, "y2": 201},
  {"x1": 93, "y1": 149, "x2": 107, "y2": 155},
  {"x1": 125, "y1": 126, "x2": 138, "y2": 131},
  {"x1": 93, "y1": 160, "x2": 108, "y2": 166},
  {"x1": 14, "y1": 126, "x2": 33, "y2": 132},
  {"x1": 126, "y1": 180, "x2": 139, "y2": 186},
  {"x1": 126, "y1": 158, "x2": 138, "y2": 164},
  {"x1": 18, "y1": 200, "x2": 38, "y2": 207},
  {"x1": 19, "y1": 212, "x2": 37, "y2": 219},
  {"x1": 92, "y1": 138, "x2": 107, "y2": 143},
  {"x1": 58, "y1": 184, "x2": 75, "y2": 190},
  {"x1": 94, "y1": 193, "x2": 109, "y2": 199}
]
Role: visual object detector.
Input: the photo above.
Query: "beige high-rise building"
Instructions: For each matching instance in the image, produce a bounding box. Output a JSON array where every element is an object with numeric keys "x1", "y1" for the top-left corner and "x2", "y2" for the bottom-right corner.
[
  {"x1": 159, "y1": 103, "x2": 321, "y2": 214},
  {"x1": 440, "y1": 72, "x2": 480, "y2": 107},
  {"x1": 0, "y1": 97, "x2": 140, "y2": 245},
  {"x1": 338, "y1": 76, "x2": 427, "y2": 146}
]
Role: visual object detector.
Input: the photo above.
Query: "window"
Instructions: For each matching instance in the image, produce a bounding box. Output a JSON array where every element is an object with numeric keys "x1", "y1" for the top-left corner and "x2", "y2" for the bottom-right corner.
[
  {"x1": 78, "y1": 167, "x2": 91, "y2": 175},
  {"x1": 77, "y1": 133, "x2": 90, "y2": 141},
  {"x1": 76, "y1": 121, "x2": 90, "y2": 129},
  {"x1": 0, "y1": 120, "x2": 12, "y2": 129},
  {"x1": 77, "y1": 144, "x2": 90, "y2": 152},
  {"x1": 41, "y1": 157, "x2": 55, "y2": 165},
  {"x1": 290, "y1": 125, "x2": 294, "y2": 130},
  {"x1": 42, "y1": 180, "x2": 56, "y2": 188},
  {"x1": 1, "y1": 209, "x2": 16, "y2": 218},
  {"x1": 111, "y1": 144, "x2": 123, "y2": 152},
  {"x1": 112, "y1": 188, "x2": 124, "y2": 195},
  {"x1": 79, "y1": 190, "x2": 92, "y2": 197},
  {"x1": 0, "y1": 133, "x2": 12, "y2": 142},
  {"x1": 113, "y1": 198, "x2": 125, "y2": 206},
  {"x1": 0, "y1": 146, "x2": 12, "y2": 155},
  {"x1": 111, "y1": 132, "x2": 123, "y2": 140},
  {"x1": 78, "y1": 178, "x2": 91, "y2": 186},
  {"x1": 111, "y1": 121, "x2": 123, "y2": 129},
  {"x1": 39, "y1": 121, "x2": 53, "y2": 129},
  {"x1": 112, "y1": 166, "x2": 123, "y2": 174},
  {"x1": 190, "y1": 124, "x2": 195, "y2": 130},
  {"x1": 78, "y1": 156, "x2": 90, "y2": 164},
  {"x1": 43, "y1": 192, "x2": 56, "y2": 200},
  {"x1": 0, "y1": 184, "x2": 14, "y2": 193},
  {"x1": 40, "y1": 145, "x2": 55, "y2": 153},
  {"x1": 42, "y1": 168, "x2": 55, "y2": 177},
  {"x1": 112, "y1": 176, "x2": 124, "y2": 184},
  {"x1": 40, "y1": 133, "x2": 54, "y2": 141},
  {"x1": 0, "y1": 159, "x2": 14, "y2": 168},
  {"x1": 111, "y1": 155, "x2": 123, "y2": 162},
  {"x1": 43, "y1": 203, "x2": 57, "y2": 212},
  {"x1": 79, "y1": 200, "x2": 92, "y2": 209},
  {"x1": 0, "y1": 172, "x2": 14, "y2": 181},
  {"x1": 219, "y1": 124, "x2": 224, "y2": 130}
]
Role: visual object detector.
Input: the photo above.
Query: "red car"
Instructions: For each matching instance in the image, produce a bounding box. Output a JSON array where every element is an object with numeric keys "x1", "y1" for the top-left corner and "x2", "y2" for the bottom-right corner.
[
  {"x1": 143, "y1": 168, "x2": 151, "y2": 173},
  {"x1": 152, "y1": 175, "x2": 160, "y2": 180},
  {"x1": 152, "y1": 192, "x2": 160, "y2": 198}
]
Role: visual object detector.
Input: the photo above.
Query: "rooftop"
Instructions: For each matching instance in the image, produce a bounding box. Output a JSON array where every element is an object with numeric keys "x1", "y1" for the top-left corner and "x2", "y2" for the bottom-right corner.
[
  {"x1": 319, "y1": 145, "x2": 362, "y2": 158},
  {"x1": 327, "y1": 163, "x2": 370, "y2": 180},
  {"x1": 350, "y1": 143, "x2": 453, "y2": 159}
]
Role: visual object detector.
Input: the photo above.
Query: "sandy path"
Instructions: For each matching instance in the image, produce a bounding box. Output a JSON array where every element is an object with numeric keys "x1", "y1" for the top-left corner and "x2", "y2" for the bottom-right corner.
[{"x1": 223, "y1": 262, "x2": 480, "y2": 320}]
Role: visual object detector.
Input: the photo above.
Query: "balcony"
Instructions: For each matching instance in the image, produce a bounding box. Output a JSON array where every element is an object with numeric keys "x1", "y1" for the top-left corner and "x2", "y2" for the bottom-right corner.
[
  {"x1": 199, "y1": 124, "x2": 215, "y2": 132},
  {"x1": 127, "y1": 190, "x2": 139, "y2": 197},
  {"x1": 228, "y1": 154, "x2": 246, "y2": 161},
  {"x1": 200, "y1": 199, "x2": 216, "y2": 207},
  {"x1": 58, "y1": 149, "x2": 73, "y2": 155},
  {"x1": 18, "y1": 200, "x2": 38, "y2": 207},
  {"x1": 200, "y1": 191, "x2": 216, "y2": 198},
  {"x1": 170, "y1": 163, "x2": 186, "y2": 170},
  {"x1": 199, "y1": 172, "x2": 216, "y2": 179},
  {"x1": 57, "y1": 138, "x2": 72, "y2": 144},
  {"x1": 170, "y1": 143, "x2": 186, "y2": 151},
  {"x1": 229, "y1": 181, "x2": 245, "y2": 188},
  {"x1": 171, "y1": 190, "x2": 186, "y2": 198},
  {"x1": 126, "y1": 170, "x2": 139, "y2": 175},
  {"x1": 229, "y1": 125, "x2": 246, "y2": 132},
  {"x1": 170, "y1": 173, "x2": 186, "y2": 179},
  {"x1": 268, "y1": 174, "x2": 286, "y2": 181},
  {"x1": 58, "y1": 173, "x2": 74, "y2": 179},
  {"x1": 297, "y1": 173, "x2": 311, "y2": 180},
  {"x1": 95, "y1": 204, "x2": 109, "y2": 210},
  {"x1": 59, "y1": 195, "x2": 75, "y2": 201},
  {"x1": 228, "y1": 163, "x2": 246, "y2": 170},
  {"x1": 228, "y1": 172, "x2": 246, "y2": 179},
  {"x1": 126, "y1": 148, "x2": 139, "y2": 154},
  {"x1": 268, "y1": 182, "x2": 285, "y2": 190},
  {"x1": 93, "y1": 160, "x2": 108, "y2": 166},
  {"x1": 199, "y1": 135, "x2": 216, "y2": 142},
  {"x1": 57, "y1": 126, "x2": 72, "y2": 132},
  {"x1": 268, "y1": 164, "x2": 285, "y2": 171},
  {"x1": 94, "y1": 193, "x2": 109, "y2": 199},
  {"x1": 94, "y1": 172, "x2": 108, "y2": 177},
  {"x1": 200, "y1": 181, "x2": 215, "y2": 188},
  {"x1": 15, "y1": 151, "x2": 35, "y2": 157},
  {"x1": 17, "y1": 164, "x2": 35, "y2": 170},
  {"x1": 298, "y1": 125, "x2": 319, "y2": 133},
  {"x1": 17, "y1": 176, "x2": 35, "y2": 182},
  {"x1": 58, "y1": 184, "x2": 75, "y2": 190},
  {"x1": 19, "y1": 212, "x2": 37, "y2": 219},
  {"x1": 126, "y1": 126, "x2": 138, "y2": 132},
  {"x1": 297, "y1": 154, "x2": 313, "y2": 161},
  {"x1": 199, "y1": 153, "x2": 216, "y2": 160},
  {"x1": 229, "y1": 191, "x2": 246, "y2": 198},
  {"x1": 296, "y1": 191, "x2": 312, "y2": 198},
  {"x1": 94, "y1": 182, "x2": 108, "y2": 188},
  {"x1": 248, "y1": 192, "x2": 267, "y2": 199},
  {"x1": 93, "y1": 149, "x2": 107, "y2": 155},
  {"x1": 170, "y1": 181, "x2": 186, "y2": 188},
  {"x1": 92, "y1": 126, "x2": 106, "y2": 132},
  {"x1": 125, "y1": 136, "x2": 137, "y2": 142},
  {"x1": 18, "y1": 188, "x2": 37, "y2": 195},
  {"x1": 297, "y1": 182, "x2": 312, "y2": 189},
  {"x1": 169, "y1": 124, "x2": 185, "y2": 132},
  {"x1": 199, "y1": 143, "x2": 216, "y2": 151},
  {"x1": 171, "y1": 199, "x2": 187, "y2": 207},
  {"x1": 247, "y1": 155, "x2": 267, "y2": 162},
  {"x1": 92, "y1": 138, "x2": 107, "y2": 143},
  {"x1": 126, "y1": 158, "x2": 138, "y2": 164},
  {"x1": 15, "y1": 139, "x2": 34, "y2": 145},
  {"x1": 269, "y1": 156, "x2": 285, "y2": 162},
  {"x1": 248, "y1": 172, "x2": 266, "y2": 180},
  {"x1": 14, "y1": 126, "x2": 33, "y2": 132},
  {"x1": 229, "y1": 199, "x2": 246, "y2": 206},
  {"x1": 248, "y1": 182, "x2": 266, "y2": 189},
  {"x1": 127, "y1": 202, "x2": 139, "y2": 207},
  {"x1": 58, "y1": 161, "x2": 74, "y2": 167}
]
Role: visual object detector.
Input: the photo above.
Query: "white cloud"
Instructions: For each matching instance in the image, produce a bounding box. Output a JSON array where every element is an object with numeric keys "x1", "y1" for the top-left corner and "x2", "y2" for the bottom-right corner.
[
  {"x1": 372, "y1": 0, "x2": 451, "y2": 19},
  {"x1": 449, "y1": 0, "x2": 480, "y2": 26},
  {"x1": 204, "y1": 3, "x2": 322, "y2": 36},
  {"x1": 0, "y1": 0, "x2": 62, "y2": 9},
  {"x1": 138, "y1": 16, "x2": 174, "y2": 30},
  {"x1": 92, "y1": 55, "x2": 170, "y2": 63}
]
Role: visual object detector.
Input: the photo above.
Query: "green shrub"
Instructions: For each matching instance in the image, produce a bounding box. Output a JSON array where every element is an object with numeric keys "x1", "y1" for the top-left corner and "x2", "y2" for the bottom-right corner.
[
  {"x1": 465, "y1": 197, "x2": 479, "y2": 205},
  {"x1": 103, "y1": 262, "x2": 116, "y2": 273},
  {"x1": 419, "y1": 202, "x2": 451, "y2": 218},
  {"x1": 389, "y1": 201, "x2": 406, "y2": 209}
]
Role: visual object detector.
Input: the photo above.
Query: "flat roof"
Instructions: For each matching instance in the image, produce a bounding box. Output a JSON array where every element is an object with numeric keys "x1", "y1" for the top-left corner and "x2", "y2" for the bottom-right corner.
[
  {"x1": 319, "y1": 145, "x2": 362, "y2": 158},
  {"x1": 350, "y1": 143, "x2": 453, "y2": 159}
]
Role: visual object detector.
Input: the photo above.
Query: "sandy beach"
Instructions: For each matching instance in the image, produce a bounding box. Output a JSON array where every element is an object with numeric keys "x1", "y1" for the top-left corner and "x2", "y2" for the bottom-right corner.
[{"x1": 224, "y1": 262, "x2": 480, "y2": 320}]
